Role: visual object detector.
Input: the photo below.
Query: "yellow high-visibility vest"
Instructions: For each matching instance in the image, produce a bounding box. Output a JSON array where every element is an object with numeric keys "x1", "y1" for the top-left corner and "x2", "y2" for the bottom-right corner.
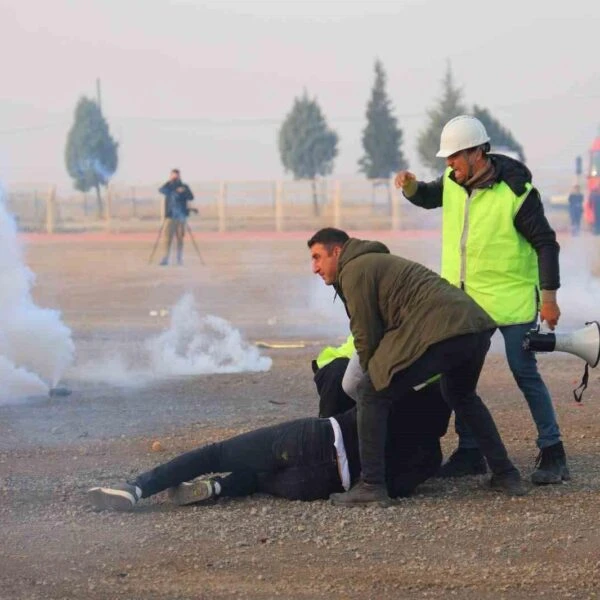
[
  {"x1": 315, "y1": 334, "x2": 355, "y2": 370},
  {"x1": 440, "y1": 168, "x2": 539, "y2": 325}
]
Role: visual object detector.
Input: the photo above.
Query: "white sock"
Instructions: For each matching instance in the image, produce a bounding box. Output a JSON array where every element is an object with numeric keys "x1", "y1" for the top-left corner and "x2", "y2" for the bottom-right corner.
[
  {"x1": 135, "y1": 486, "x2": 142, "y2": 500},
  {"x1": 213, "y1": 481, "x2": 221, "y2": 496}
]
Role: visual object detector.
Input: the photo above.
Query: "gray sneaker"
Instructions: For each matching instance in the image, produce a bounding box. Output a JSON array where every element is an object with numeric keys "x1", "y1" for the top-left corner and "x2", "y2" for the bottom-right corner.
[
  {"x1": 88, "y1": 483, "x2": 142, "y2": 511},
  {"x1": 168, "y1": 479, "x2": 215, "y2": 506}
]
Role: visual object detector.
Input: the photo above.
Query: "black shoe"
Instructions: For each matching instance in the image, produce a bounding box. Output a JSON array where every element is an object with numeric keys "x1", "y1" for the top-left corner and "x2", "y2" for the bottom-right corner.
[
  {"x1": 330, "y1": 480, "x2": 391, "y2": 507},
  {"x1": 437, "y1": 447, "x2": 488, "y2": 478},
  {"x1": 88, "y1": 482, "x2": 142, "y2": 511},
  {"x1": 489, "y1": 470, "x2": 528, "y2": 497},
  {"x1": 531, "y1": 441, "x2": 571, "y2": 485},
  {"x1": 159, "y1": 256, "x2": 169, "y2": 266}
]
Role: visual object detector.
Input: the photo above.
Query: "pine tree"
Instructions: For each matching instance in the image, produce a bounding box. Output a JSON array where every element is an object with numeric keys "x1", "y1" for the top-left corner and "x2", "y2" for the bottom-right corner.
[
  {"x1": 278, "y1": 92, "x2": 338, "y2": 216},
  {"x1": 472, "y1": 105, "x2": 526, "y2": 162},
  {"x1": 358, "y1": 59, "x2": 407, "y2": 181},
  {"x1": 65, "y1": 97, "x2": 118, "y2": 218},
  {"x1": 417, "y1": 63, "x2": 466, "y2": 174}
]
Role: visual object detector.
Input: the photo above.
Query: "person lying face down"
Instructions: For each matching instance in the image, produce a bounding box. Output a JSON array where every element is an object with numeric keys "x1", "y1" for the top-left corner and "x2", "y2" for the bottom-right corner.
[{"x1": 88, "y1": 376, "x2": 450, "y2": 511}]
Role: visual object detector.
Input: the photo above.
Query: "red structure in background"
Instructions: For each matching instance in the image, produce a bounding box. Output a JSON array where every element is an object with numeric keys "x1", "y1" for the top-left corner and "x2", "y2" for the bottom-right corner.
[{"x1": 585, "y1": 135, "x2": 600, "y2": 224}]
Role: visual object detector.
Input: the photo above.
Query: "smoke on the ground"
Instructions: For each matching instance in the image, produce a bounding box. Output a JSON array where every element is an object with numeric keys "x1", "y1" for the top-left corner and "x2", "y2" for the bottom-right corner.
[
  {"x1": 556, "y1": 235, "x2": 600, "y2": 328},
  {"x1": 0, "y1": 193, "x2": 74, "y2": 404},
  {"x1": 74, "y1": 293, "x2": 272, "y2": 386}
]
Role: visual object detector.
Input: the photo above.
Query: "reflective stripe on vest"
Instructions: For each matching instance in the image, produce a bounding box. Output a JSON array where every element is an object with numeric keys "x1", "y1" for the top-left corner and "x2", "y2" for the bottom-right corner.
[{"x1": 440, "y1": 168, "x2": 539, "y2": 325}]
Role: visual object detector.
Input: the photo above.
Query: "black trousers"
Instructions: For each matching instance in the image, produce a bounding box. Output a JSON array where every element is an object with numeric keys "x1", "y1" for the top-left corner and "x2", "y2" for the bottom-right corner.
[
  {"x1": 357, "y1": 330, "x2": 516, "y2": 485},
  {"x1": 134, "y1": 418, "x2": 343, "y2": 502}
]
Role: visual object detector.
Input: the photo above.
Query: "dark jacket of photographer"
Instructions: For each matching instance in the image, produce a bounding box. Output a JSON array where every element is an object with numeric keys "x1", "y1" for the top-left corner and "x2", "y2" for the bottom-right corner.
[{"x1": 159, "y1": 179, "x2": 194, "y2": 220}]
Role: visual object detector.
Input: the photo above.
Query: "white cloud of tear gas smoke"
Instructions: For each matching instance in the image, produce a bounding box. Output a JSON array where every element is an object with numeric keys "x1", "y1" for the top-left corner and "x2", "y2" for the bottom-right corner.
[
  {"x1": 304, "y1": 276, "x2": 349, "y2": 338},
  {"x1": 74, "y1": 293, "x2": 272, "y2": 386},
  {"x1": 0, "y1": 193, "x2": 74, "y2": 404},
  {"x1": 554, "y1": 236, "x2": 600, "y2": 329},
  {"x1": 146, "y1": 293, "x2": 272, "y2": 376}
]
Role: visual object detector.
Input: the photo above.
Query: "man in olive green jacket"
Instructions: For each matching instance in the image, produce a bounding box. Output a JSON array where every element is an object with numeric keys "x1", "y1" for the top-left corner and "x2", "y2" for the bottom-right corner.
[{"x1": 308, "y1": 228, "x2": 526, "y2": 505}]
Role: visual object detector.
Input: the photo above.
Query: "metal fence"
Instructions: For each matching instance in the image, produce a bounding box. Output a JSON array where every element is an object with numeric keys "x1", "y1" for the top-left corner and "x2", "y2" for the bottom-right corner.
[{"x1": 5, "y1": 178, "x2": 442, "y2": 233}]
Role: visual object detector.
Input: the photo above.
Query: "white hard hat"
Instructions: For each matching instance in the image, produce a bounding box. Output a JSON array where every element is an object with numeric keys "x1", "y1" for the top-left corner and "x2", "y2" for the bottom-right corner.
[{"x1": 436, "y1": 115, "x2": 490, "y2": 158}]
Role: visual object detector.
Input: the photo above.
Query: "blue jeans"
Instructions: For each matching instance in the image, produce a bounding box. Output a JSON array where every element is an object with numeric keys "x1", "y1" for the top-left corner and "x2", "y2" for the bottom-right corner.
[{"x1": 456, "y1": 321, "x2": 561, "y2": 450}]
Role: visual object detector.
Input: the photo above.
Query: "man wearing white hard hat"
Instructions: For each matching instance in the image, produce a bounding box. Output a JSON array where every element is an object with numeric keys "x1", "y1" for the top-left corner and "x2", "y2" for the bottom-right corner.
[{"x1": 395, "y1": 115, "x2": 568, "y2": 485}]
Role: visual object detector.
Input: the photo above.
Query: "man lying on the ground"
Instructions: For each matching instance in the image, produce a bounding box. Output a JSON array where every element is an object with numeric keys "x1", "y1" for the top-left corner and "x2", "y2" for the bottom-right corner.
[{"x1": 88, "y1": 376, "x2": 450, "y2": 511}]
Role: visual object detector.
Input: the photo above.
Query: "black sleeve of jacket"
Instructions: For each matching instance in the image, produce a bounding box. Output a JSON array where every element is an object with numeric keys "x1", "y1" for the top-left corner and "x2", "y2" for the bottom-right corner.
[
  {"x1": 514, "y1": 188, "x2": 560, "y2": 290},
  {"x1": 184, "y1": 184, "x2": 194, "y2": 201},
  {"x1": 159, "y1": 182, "x2": 170, "y2": 195},
  {"x1": 403, "y1": 177, "x2": 444, "y2": 209}
]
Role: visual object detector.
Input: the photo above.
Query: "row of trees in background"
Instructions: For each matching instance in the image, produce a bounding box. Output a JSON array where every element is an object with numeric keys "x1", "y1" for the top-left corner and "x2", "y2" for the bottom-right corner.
[
  {"x1": 278, "y1": 61, "x2": 526, "y2": 214},
  {"x1": 63, "y1": 62, "x2": 525, "y2": 218}
]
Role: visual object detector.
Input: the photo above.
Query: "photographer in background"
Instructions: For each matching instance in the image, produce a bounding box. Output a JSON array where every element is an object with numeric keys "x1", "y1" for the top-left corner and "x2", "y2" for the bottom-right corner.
[{"x1": 158, "y1": 169, "x2": 195, "y2": 266}]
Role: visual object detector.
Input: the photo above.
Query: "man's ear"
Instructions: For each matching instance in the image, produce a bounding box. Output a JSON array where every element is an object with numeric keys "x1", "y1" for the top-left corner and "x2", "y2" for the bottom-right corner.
[{"x1": 333, "y1": 245, "x2": 342, "y2": 258}]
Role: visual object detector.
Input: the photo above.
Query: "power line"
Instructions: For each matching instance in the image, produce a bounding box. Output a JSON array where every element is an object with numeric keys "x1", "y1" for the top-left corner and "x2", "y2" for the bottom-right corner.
[
  {"x1": 0, "y1": 122, "x2": 67, "y2": 136},
  {"x1": 2, "y1": 93, "x2": 599, "y2": 136}
]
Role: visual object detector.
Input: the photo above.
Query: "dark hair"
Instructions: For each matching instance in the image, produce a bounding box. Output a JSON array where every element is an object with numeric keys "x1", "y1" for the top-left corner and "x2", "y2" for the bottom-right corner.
[
  {"x1": 307, "y1": 228, "x2": 349, "y2": 250},
  {"x1": 171, "y1": 168, "x2": 181, "y2": 176}
]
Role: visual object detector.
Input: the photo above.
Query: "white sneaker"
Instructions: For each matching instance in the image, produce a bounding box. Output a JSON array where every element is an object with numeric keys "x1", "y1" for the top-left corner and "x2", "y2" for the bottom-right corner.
[
  {"x1": 88, "y1": 483, "x2": 142, "y2": 511},
  {"x1": 168, "y1": 479, "x2": 214, "y2": 506}
]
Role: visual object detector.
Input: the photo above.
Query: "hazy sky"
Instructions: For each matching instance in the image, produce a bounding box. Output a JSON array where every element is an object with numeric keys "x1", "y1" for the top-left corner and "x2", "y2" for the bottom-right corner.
[{"x1": 1, "y1": 0, "x2": 599, "y2": 193}]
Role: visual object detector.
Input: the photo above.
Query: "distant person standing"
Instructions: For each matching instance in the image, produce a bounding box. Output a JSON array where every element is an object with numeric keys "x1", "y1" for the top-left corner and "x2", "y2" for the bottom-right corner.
[
  {"x1": 590, "y1": 185, "x2": 600, "y2": 236},
  {"x1": 158, "y1": 169, "x2": 195, "y2": 266},
  {"x1": 567, "y1": 185, "x2": 584, "y2": 236}
]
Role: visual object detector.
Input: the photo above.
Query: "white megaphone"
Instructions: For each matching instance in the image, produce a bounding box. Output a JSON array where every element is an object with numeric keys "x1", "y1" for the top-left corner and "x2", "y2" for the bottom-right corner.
[
  {"x1": 522, "y1": 321, "x2": 600, "y2": 367},
  {"x1": 523, "y1": 321, "x2": 600, "y2": 402}
]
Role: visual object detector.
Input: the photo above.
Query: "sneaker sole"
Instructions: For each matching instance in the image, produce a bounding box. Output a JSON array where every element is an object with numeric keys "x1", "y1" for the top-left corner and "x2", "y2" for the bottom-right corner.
[
  {"x1": 168, "y1": 481, "x2": 212, "y2": 506},
  {"x1": 88, "y1": 487, "x2": 136, "y2": 511}
]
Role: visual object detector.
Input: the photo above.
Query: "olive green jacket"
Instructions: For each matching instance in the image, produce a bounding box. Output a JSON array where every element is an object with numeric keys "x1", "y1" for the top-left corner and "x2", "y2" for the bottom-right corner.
[{"x1": 335, "y1": 239, "x2": 496, "y2": 391}]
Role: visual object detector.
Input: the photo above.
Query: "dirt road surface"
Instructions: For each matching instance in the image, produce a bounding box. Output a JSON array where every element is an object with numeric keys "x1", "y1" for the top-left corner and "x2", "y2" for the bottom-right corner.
[{"x1": 2, "y1": 231, "x2": 600, "y2": 600}]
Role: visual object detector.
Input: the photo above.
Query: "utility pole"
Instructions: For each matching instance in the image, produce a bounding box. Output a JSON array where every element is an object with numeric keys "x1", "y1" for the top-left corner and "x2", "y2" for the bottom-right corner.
[{"x1": 96, "y1": 78, "x2": 102, "y2": 111}]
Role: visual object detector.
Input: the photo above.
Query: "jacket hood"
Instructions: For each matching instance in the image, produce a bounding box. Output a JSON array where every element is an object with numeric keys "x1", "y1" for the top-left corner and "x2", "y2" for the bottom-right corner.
[
  {"x1": 489, "y1": 153, "x2": 532, "y2": 196},
  {"x1": 448, "y1": 153, "x2": 532, "y2": 197},
  {"x1": 338, "y1": 238, "x2": 390, "y2": 272}
]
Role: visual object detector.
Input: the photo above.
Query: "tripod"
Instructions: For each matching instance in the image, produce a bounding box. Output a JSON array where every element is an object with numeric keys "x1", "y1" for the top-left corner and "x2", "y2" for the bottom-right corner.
[
  {"x1": 185, "y1": 221, "x2": 205, "y2": 265},
  {"x1": 147, "y1": 219, "x2": 205, "y2": 265},
  {"x1": 148, "y1": 220, "x2": 166, "y2": 264}
]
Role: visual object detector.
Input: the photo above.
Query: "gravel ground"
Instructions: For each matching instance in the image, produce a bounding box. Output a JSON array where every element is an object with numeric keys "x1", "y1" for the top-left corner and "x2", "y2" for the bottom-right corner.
[{"x1": 2, "y1": 233, "x2": 600, "y2": 599}]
